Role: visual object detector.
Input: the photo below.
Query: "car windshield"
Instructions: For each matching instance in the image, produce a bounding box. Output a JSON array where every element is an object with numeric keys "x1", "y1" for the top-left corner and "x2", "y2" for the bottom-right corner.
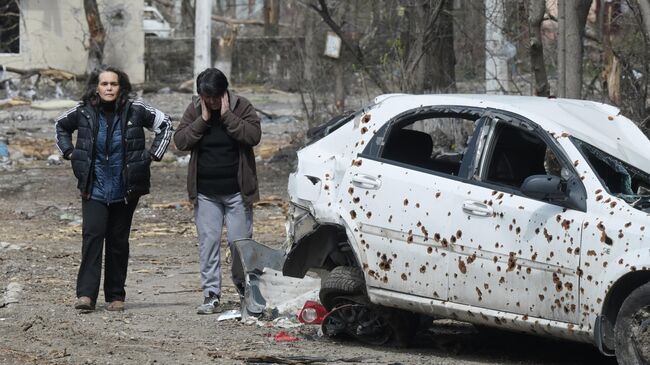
[{"x1": 573, "y1": 138, "x2": 650, "y2": 207}]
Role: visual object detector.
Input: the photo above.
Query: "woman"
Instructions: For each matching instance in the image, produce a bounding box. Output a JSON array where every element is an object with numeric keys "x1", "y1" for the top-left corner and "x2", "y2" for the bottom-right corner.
[{"x1": 55, "y1": 65, "x2": 172, "y2": 311}]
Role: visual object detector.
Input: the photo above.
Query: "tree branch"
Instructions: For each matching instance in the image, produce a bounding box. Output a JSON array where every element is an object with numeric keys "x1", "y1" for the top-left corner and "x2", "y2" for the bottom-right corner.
[{"x1": 309, "y1": 0, "x2": 389, "y2": 93}]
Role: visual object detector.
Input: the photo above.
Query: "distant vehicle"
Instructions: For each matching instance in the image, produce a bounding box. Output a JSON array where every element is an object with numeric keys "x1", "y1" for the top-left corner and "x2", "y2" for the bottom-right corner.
[
  {"x1": 143, "y1": 6, "x2": 172, "y2": 38},
  {"x1": 283, "y1": 94, "x2": 650, "y2": 365}
]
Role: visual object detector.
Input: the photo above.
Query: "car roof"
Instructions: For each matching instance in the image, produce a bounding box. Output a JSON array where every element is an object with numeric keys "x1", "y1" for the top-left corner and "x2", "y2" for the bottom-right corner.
[{"x1": 374, "y1": 94, "x2": 650, "y2": 172}]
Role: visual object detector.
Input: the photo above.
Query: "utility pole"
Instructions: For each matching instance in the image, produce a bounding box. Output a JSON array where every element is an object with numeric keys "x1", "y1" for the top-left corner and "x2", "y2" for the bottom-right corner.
[{"x1": 194, "y1": 0, "x2": 212, "y2": 93}]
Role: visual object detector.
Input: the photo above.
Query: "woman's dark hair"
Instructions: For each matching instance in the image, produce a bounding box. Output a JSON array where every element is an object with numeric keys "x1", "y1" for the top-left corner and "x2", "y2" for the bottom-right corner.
[
  {"x1": 196, "y1": 68, "x2": 229, "y2": 96},
  {"x1": 81, "y1": 65, "x2": 133, "y2": 106}
]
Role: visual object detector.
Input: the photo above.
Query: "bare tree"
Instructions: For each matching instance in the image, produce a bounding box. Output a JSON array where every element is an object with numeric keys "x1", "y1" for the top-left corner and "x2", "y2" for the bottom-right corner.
[
  {"x1": 264, "y1": 0, "x2": 281, "y2": 35},
  {"x1": 305, "y1": 0, "x2": 389, "y2": 93},
  {"x1": 84, "y1": 0, "x2": 106, "y2": 74},
  {"x1": 636, "y1": 0, "x2": 650, "y2": 41},
  {"x1": 601, "y1": 1, "x2": 621, "y2": 105},
  {"x1": 195, "y1": 0, "x2": 212, "y2": 84},
  {"x1": 398, "y1": 0, "x2": 447, "y2": 92},
  {"x1": 485, "y1": 0, "x2": 509, "y2": 94},
  {"x1": 299, "y1": 7, "x2": 319, "y2": 127},
  {"x1": 425, "y1": 0, "x2": 455, "y2": 92},
  {"x1": 526, "y1": 0, "x2": 549, "y2": 96},
  {"x1": 557, "y1": 0, "x2": 592, "y2": 98}
]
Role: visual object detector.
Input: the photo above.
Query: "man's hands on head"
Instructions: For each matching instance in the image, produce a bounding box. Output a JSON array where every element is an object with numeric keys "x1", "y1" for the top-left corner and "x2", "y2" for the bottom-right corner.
[
  {"x1": 200, "y1": 92, "x2": 229, "y2": 122},
  {"x1": 220, "y1": 92, "x2": 229, "y2": 116}
]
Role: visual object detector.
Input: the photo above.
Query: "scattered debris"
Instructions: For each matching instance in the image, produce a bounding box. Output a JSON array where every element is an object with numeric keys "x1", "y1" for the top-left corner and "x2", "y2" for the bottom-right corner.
[
  {"x1": 176, "y1": 155, "x2": 190, "y2": 166},
  {"x1": 0, "y1": 97, "x2": 31, "y2": 109},
  {"x1": 273, "y1": 331, "x2": 299, "y2": 342},
  {"x1": 297, "y1": 301, "x2": 328, "y2": 325},
  {"x1": 8, "y1": 137, "x2": 57, "y2": 160},
  {"x1": 0, "y1": 139, "x2": 8, "y2": 158},
  {"x1": 47, "y1": 154, "x2": 62, "y2": 165},
  {"x1": 273, "y1": 317, "x2": 302, "y2": 329},
  {"x1": 151, "y1": 200, "x2": 192, "y2": 210},
  {"x1": 30, "y1": 100, "x2": 78, "y2": 110},
  {"x1": 231, "y1": 239, "x2": 321, "y2": 318},
  {"x1": 59, "y1": 213, "x2": 82, "y2": 225},
  {"x1": 253, "y1": 195, "x2": 287, "y2": 209},
  {"x1": 217, "y1": 309, "x2": 242, "y2": 321},
  {"x1": 2, "y1": 282, "x2": 24, "y2": 307},
  {"x1": 237, "y1": 355, "x2": 364, "y2": 364},
  {"x1": 0, "y1": 242, "x2": 22, "y2": 251},
  {"x1": 0, "y1": 138, "x2": 10, "y2": 170}
]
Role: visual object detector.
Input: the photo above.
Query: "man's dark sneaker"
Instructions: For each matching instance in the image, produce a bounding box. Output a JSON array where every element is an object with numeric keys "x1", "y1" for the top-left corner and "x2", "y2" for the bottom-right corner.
[
  {"x1": 196, "y1": 293, "x2": 220, "y2": 314},
  {"x1": 74, "y1": 296, "x2": 95, "y2": 311}
]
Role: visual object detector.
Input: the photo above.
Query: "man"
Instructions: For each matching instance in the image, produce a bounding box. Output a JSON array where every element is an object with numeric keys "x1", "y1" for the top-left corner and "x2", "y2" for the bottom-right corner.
[{"x1": 174, "y1": 68, "x2": 261, "y2": 314}]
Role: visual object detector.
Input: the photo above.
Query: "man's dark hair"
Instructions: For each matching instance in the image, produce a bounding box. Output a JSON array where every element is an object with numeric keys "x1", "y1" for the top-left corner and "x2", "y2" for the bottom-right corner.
[
  {"x1": 81, "y1": 64, "x2": 133, "y2": 107},
  {"x1": 196, "y1": 68, "x2": 229, "y2": 96}
]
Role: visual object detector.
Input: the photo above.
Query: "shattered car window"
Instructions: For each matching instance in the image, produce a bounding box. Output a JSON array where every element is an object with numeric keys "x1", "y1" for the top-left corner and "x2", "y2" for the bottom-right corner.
[
  {"x1": 484, "y1": 123, "x2": 553, "y2": 188},
  {"x1": 381, "y1": 117, "x2": 477, "y2": 176},
  {"x1": 573, "y1": 138, "x2": 650, "y2": 208}
]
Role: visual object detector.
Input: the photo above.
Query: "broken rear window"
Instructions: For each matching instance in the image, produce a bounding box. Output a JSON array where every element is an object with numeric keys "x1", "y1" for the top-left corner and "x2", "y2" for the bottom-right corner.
[{"x1": 573, "y1": 138, "x2": 650, "y2": 208}]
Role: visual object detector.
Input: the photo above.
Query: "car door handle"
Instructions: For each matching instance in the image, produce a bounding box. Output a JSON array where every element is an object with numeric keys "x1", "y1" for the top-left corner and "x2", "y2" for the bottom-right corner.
[
  {"x1": 462, "y1": 200, "x2": 494, "y2": 217},
  {"x1": 351, "y1": 174, "x2": 381, "y2": 189}
]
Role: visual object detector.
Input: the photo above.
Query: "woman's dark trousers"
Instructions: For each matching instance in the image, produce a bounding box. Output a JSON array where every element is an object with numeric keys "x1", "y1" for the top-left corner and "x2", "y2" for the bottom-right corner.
[{"x1": 76, "y1": 198, "x2": 138, "y2": 302}]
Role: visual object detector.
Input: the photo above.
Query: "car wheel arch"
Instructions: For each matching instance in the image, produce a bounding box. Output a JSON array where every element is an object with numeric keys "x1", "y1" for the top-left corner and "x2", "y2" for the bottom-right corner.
[
  {"x1": 598, "y1": 270, "x2": 650, "y2": 351},
  {"x1": 282, "y1": 223, "x2": 364, "y2": 278}
]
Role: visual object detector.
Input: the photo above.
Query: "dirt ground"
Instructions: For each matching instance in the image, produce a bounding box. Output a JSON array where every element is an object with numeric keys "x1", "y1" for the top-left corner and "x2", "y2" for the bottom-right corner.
[{"x1": 0, "y1": 90, "x2": 617, "y2": 365}]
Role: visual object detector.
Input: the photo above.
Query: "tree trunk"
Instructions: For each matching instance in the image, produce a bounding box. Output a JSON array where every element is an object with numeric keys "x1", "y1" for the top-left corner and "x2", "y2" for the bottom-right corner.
[
  {"x1": 179, "y1": 0, "x2": 195, "y2": 36},
  {"x1": 527, "y1": 0, "x2": 549, "y2": 96},
  {"x1": 213, "y1": 0, "x2": 237, "y2": 79},
  {"x1": 637, "y1": 0, "x2": 650, "y2": 44},
  {"x1": 263, "y1": 0, "x2": 280, "y2": 36},
  {"x1": 194, "y1": 0, "x2": 212, "y2": 91},
  {"x1": 427, "y1": 0, "x2": 455, "y2": 92},
  {"x1": 402, "y1": 0, "x2": 445, "y2": 92},
  {"x1": 557, "y1": 0, "x2": 566, "y2": 97},
  {"x1": 172, "y1": 0, "x2": 182, "y2": 29},
  {"x1": 214, "y1": 33, "x2": 236, "y2": 80},
  {"x1": 301, "y1": 8, "x2": 318, "y2": 128},
  {"x1": 83, "y1": 0, "x2": 105, "y2": 75},
  {"x1": 399, "y1": 3, "x2": 412, "y2": 91},
  {"x1": 303, "y1": 8, "x2": 315, "y2": 84},
  {"x1": 602, "y1": 1, "x2": 621, "y2": 105},
  {"x1": 558, "y1": 0, "x2": 592, "y2": 99},
  {"x1": 485, "y1": 0, "x2": 508, "y2": 94},
  {"x1": 334, "y1": 60, "x2": 345, "y2": 112},
  {"x1": 333, "y1": 1, "x2": 349, "y2": 112},
  {"x1": 226, "y1": 0, "x2": 237, "y2": 19}
]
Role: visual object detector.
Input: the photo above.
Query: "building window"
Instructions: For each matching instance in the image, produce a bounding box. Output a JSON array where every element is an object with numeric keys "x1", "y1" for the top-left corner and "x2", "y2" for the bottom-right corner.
[{"x1": 0, "y1": 0, "x2": 19, "y2": 54}]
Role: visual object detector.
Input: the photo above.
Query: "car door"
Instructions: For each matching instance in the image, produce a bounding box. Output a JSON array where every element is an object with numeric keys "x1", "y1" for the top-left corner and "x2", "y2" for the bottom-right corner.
[
  {"x1": 339, "y1": 108, "x2": 483, "y2": 301},
  {"x1": 446, "y1": 114, "x2": 586, "y2": 324}
]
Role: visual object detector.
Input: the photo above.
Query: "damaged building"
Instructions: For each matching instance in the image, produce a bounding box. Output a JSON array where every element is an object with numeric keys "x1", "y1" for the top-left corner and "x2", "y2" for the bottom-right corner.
[{"x1": 0, "y1": 0, "x2": 145, "y2": 83}]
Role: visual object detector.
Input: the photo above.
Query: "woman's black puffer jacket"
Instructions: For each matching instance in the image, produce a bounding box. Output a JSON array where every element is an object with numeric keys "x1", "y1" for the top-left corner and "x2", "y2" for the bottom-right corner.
[{"x1": 54, "y1": 99, "x2": 173, "y2": 200}]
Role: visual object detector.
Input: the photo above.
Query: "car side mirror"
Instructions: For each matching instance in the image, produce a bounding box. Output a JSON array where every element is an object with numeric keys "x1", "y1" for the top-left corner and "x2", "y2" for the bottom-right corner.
[{"x1": 521, "y1": 175, "x2": 568, "y2": 201}]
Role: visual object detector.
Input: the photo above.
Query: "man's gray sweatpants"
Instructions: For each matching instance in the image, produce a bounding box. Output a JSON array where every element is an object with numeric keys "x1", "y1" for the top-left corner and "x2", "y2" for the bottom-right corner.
[{"x1": 195, "y1": 192, "x2": 253, "y2": 297}]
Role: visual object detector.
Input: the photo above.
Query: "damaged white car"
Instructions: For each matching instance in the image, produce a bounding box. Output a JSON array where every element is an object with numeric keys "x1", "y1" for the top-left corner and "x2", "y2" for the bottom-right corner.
[{"x1": 281, "y1": 94, "x2": 650, "y2": 364}]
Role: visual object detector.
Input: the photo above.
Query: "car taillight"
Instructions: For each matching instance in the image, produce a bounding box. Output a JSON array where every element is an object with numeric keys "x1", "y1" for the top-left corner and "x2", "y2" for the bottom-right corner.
[{"x1": 298, "y1": 300, "x2": 328, "y2": 324}]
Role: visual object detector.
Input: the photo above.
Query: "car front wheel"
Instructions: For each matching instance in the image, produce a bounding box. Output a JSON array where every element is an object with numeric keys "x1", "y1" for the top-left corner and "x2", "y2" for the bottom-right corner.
[
  {"x1": 615, "y1": 282, "x2": 650, "y2": 365},
  {"x1": 319, "y1": 266, "x2": 366, "y2": 310}
]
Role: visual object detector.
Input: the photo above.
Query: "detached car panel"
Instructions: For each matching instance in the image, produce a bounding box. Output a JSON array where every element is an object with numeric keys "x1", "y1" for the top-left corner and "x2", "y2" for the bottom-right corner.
[{"x1": 284, "y1": 94, "x2": 650, "y2": 363}]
